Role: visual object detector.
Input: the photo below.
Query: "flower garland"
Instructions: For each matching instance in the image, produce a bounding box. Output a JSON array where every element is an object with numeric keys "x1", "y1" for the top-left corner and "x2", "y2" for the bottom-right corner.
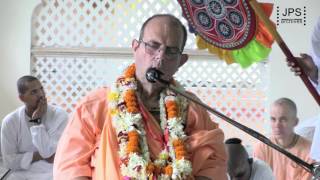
[{"x1": 108, "y1": 64, "x2": 192, "y2": 179}]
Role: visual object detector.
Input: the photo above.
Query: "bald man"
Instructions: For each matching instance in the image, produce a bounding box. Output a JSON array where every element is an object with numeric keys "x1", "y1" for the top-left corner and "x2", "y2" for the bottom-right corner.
[
  {"x1": 253, "y1": 98, "x2": 314, "y2": 180},
  {"x1": 225, "y1": 138, "x2": 274, "y2": 180}
]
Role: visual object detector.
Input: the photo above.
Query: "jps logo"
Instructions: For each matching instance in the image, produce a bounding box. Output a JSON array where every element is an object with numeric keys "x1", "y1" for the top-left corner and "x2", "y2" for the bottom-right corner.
[
  {"x1": 276, "y1": 6, "x2": 306, "y2": 26},
  {"x1": 282, "y1": 8, "x2": 302, "y2": 17}
]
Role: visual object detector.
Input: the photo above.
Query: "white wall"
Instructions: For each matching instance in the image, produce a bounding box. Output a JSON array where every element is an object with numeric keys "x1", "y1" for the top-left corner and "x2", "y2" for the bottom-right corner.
[
  {"x1": 0, "y1": 0, "x2": 319, "y2": 122},
  {"x1": 0, "y1": 0, "x2": 40, "y2": 119},
  {"x1": 268, "y1": 0, "x2": 320, "y2": 120}
]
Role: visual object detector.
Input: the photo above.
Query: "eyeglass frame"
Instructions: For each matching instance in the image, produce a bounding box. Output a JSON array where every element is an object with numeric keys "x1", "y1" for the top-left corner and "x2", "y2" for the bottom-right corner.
[{"x1": 138, "y1": 39, "x2": 183, "y2": 59}]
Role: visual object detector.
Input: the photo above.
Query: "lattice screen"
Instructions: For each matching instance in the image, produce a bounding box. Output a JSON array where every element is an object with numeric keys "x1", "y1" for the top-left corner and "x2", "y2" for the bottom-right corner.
[
  {"x1": 31, "y1": 0, "x2": 270, "y2": 146},
  {"x1": 32, "y1": 0, "x2": 195, "y2": 48}
]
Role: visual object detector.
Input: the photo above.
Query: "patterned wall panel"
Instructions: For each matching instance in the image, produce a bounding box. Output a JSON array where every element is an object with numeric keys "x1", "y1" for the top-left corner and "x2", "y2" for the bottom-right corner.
[{"x1": 32, "y1": 0, "x2": 196, "y2": 48}]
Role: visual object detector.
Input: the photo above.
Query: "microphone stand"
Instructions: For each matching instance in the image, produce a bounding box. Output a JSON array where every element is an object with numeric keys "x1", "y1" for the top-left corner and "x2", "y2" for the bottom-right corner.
[{"x1": 147, "y1": 69, "x2": 320, "y2": 179}]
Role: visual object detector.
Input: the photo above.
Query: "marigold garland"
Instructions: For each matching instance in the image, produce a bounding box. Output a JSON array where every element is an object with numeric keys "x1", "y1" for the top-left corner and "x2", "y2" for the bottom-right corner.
[{"x1": 108, "y1": 64, "x2": 192, "y2": 179}]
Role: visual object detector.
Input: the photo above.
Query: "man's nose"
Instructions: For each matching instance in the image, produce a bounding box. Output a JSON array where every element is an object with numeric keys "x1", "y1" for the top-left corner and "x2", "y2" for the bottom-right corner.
[
  {"x1": 274, "y1": 120, "x2": 282, "y2": 128},
  {"x1": 153, "y1": 50, "x2": 166, "y2": 68},
  {"x1": 155, "y1": 47, "x2": 167, "y2": 58}
]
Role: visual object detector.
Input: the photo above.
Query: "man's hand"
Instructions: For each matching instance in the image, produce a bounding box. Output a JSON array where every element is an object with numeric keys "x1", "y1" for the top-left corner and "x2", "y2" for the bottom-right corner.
[
  {"x1": 32, "y1": 151, "x2": 43, "y2": 163},
  {"x1": 287, "y1": 53, "x2": 318, "y2": 84},
  {"x1": 31, "y1": 97, "x2": 47, "y2": 120},
  {"x1": 32, "y1": 152, "x2": 55, "y2": 164},
  {"x1": 45, "y1": 154, "x2": 55, "y2": 163}
]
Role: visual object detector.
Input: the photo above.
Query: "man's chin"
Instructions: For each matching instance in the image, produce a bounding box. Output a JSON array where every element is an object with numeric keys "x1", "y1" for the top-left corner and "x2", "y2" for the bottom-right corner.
[{"x1": 273, "y1": 134, "x2": 285, "y2": 139}]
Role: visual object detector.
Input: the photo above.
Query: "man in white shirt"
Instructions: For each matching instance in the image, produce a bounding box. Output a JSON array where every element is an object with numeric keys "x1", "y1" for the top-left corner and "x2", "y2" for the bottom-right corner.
[
  {"x1": 1, "y1": 75, "x2": 68, "y2": 180},
  {"x1": 289, "y1": 17, "x2": 320, "y2": 162},
  {"x1": 225, "y1": 138, "x2": 275, "y2": 180}
]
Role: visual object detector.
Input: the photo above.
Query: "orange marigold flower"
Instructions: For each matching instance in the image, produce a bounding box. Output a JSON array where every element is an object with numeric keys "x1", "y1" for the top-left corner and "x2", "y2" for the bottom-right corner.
[
  {"x1": 124, "y1": 90, "x2": 139, "y2": 113},
  {"x1": 165, "y1": 100, "x2": 176, "y2": 107},
  {"x1": 124, "y1": 64, "x2": 136, "y2": 78},
  {"x1": 127, "y1": 103, "x2": 138, "y2": 110},
  {"x1": 164, "y1": 165, "x2": 173, "y2": 175},
  {"x1": 166, "y1": 100, "x2": 179, "y2": 118},
  {"x1": 175, "y1": 151, "x2": 186, "y2": 159},
  {"x1": 124, "y1": 90, "x2": 136, "y2": 102},
  {"x1": 126, "y1": 145, "x2": 140, "y2": 153},
  {"x1": 125, "y1": 97, "x2": 136, "y2": 103},
  {"x1": 167, "y1": 105, "x2": 177, "y2": 112},
  {"x1": 127, "y1": 107, "x2": 139, "y2": 113},
  {"x1": 128, "y1": 131, "x2": 139, "y2": 137},
  {"x1": 173, "y1": 139, "x2": 184, "y2": 147},
  {"x1": 126, "y1": 101, "x2": 138, "y2": 106},
  {"x1": 168, "y1": 112, "x2": 177, "y2": 119},
  {"x1": 128, "y1": 136, "x2": 139, "y2": 142},
  {"x1": 175, "y1": 145, "x2": 185, "y2": 152},
  {"x1": 127, "y1": 140, "x2": 139, "y2": 147},
  {"x1": 146, "y1": 163, "x2": 155, "y2": 174}
]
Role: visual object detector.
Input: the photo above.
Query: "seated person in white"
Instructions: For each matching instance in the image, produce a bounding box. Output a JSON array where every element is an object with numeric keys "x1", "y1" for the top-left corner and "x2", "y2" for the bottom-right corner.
[
  {"x1": 1, "y1": 75, "x2": 68, "y2": 180},
  {"x1": 225, "y1": 138, "x2": 275, "y2": 180}
]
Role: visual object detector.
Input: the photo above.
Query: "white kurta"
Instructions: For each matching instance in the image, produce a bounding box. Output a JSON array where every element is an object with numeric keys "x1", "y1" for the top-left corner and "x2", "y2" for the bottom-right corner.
[
  {"x1": 310, "y1": 17, "x2": 320, "y2": 162},
  {"x1": 250, "y1": 159, "x2": 275, "y2": 180},
  {"x1": 1, "y1": 105, "x2": 68, "y2": 180},
  {"x1": 296, "y1": 17, "x2": 320, "y2": 162},
  {"x1": 227, "y1": 159, "x2": 274, "y2": 180},
  {"x1": 311, "y1": 17, "x2": 320, "y2": 92}
]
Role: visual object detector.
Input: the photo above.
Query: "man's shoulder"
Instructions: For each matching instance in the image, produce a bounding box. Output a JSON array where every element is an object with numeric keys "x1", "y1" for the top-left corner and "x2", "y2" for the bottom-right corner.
[
  {"x1": 2, "y1": 106, "x2": 24, "y2": 125},
  {"x1": 254, "y1": 140, "x2": 268, "y2": 149},
  {"x1": 70, "y1": 87, "x2": 110, "y2": 130},
  {"x1": 72, "y1": 87, "x2": 110, "y2": 114},
  {"x1": 253, "y1": 139, "x2": 274, "y2": 156},
  {"x1": 297, "y1": 135, "x2": 312, "y2": 148},
  {"x1": 77, "y1": 87, "x2": 109, "y2": 106}
]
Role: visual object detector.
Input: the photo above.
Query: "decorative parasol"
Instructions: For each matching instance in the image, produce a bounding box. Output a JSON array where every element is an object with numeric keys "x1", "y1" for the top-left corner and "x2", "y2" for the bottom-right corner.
[
  {"x1": 178, "y1": 0, "x2": 320, "y2": 106},
  {"x1": 178, "y1": 0, "x2": 274, "y2": 68}
]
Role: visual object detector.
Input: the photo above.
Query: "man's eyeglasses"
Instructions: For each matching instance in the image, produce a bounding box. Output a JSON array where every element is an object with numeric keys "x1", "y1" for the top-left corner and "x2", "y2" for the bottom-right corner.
[{"x1": 139, "y1": 40, "x2": 182, "y2": 59}]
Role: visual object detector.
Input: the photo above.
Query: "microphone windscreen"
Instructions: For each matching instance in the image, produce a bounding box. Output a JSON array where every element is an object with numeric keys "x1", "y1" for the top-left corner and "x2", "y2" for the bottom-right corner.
[{"x1": 145, "y1": 68, "x2": 159, "y2": 83}]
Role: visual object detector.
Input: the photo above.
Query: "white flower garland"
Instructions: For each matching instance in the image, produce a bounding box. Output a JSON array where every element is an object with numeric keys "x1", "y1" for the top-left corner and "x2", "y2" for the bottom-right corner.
[{"x1": 108, "y1": 65, "x2": 192, "y2": 179}]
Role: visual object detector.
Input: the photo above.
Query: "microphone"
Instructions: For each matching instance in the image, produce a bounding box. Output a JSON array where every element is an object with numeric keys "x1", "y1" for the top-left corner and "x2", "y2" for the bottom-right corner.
[
  {"x1": 146, "y1": 68, "x2": 170, "y2": 85},
  {"x1": 146, "y1": 68, "x2": 167, "y2": 84}
]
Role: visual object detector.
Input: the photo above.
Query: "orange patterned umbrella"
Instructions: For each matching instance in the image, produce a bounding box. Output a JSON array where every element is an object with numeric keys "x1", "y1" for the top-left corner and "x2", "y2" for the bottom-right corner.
[{"x1": 178, "y1": 0, "x2": 274, "y2": 68}]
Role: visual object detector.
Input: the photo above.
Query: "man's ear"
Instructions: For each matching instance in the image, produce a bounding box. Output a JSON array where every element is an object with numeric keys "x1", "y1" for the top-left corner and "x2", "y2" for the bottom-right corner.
[
  {"x1": 179, "y1": 54, "x2": 189, "y2": 67},
  {"x1": 294, "y1": 117, "x2": 299, "y2": 126},
  {"x1": 132, "y1": 39, "x2": 140, "y2": 52},
  {"x1": 19, "y1": 94, "x2": 25, "y2": 102}
]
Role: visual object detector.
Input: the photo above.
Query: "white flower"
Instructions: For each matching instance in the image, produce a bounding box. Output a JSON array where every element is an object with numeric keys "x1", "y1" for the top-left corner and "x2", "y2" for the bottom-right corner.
[
  {"x1": 158, "y1": 174, "x2": 171, "y2": 180},
  {"x1": 126, "y1": 153, "x2": 148, "y2": 178},
  {"x1": 119, "y1": 142, "x2": 127, "y2": 157},
  {"x1": 164, "y1": 95, "x2": 176, "y2": 102},
  {"x1": 113, "y1": 118, "x2": 130, "y2": 132},
  {"x1": 167, "y1": 118, "x2": 185, "y2": 139},
  {"x1": 124, "y1": 112, "x2": 140, "y2": 123},
  {"x1": 171, "y1": 159, "x2": 193, "y2": 179}
]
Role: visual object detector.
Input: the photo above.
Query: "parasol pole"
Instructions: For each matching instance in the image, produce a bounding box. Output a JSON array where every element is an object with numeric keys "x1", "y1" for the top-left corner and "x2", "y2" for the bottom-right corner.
[{"x1": 248, "y1": 0, "x2": 320, "y2": 106}]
